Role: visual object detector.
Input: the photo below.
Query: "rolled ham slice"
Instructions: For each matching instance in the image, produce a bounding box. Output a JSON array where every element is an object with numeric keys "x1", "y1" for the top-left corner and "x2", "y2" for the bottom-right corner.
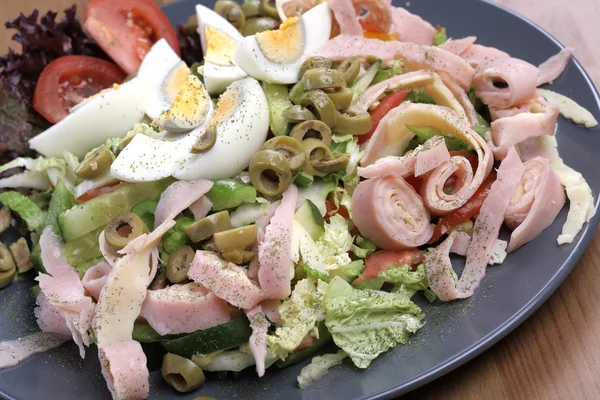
[
  {"x1": 189, "y1": 251, "x2": 265, "y2": 309},
  {"x1": 439, "y1": 36, "x2": 477, "y2": 55},
  {"x1": 439, "y1": 72, "x2": 479, "y2": 126},
  {"x1": 472, "y1": 57, "x2": 539, "y2": 109},
  {"x1": 460, "y1": 44, "x2": 509, "y2": 69},
  {"x1": 82, "y1": 261, "x2": 112, "y2": 301},
  {"x1": 389, "y1": 7, "x2": 435, "y2": 45},
  {"x1": 140, "y1": 283, "x2": 230, "y2": 335},
  {"x1": 505, "y1": 157, "x2": 565, "y2": 252},
  {"x1": 258, "y1": 184, "x2": 298, "y2": 299},
  {"x1": 98, "y1": 341, "x2": 149, "y2": 400},
  {"x1": 313, "y1": 35, "x2": 475, "y2": 90},
  {"x1": 537, "y1": 47, "x2": 574, "y2": 86},
  {"x1": 352, "y1": 175, "x2": 434, "y2": 249}
]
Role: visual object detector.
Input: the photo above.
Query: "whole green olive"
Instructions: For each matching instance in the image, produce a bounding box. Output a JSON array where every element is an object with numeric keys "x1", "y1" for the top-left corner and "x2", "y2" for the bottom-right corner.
[{"x1": 242, "y1": 16, "x2": 279, "y2": 36}]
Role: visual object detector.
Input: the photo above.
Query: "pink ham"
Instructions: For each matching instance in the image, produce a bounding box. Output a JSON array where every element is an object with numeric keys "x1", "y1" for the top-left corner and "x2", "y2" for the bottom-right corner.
[
  {"x1": 82, "y1": 261, "x2": 111, "y2": 301},
  {"x1": 352, "y1": 176, "x2": 434, "y2": 249},
  {"x1": 488, "y1": 97, "x2": 559, "y2": 159},
  {"x1": 260, "y1": 299, "x2": 282, "y2": 324},
  {"x1": 98, "y1": 341, "x2": 149, "y2": 400},
  {"x1": 414, "y1": 136, "x2": 451, "y2": 176},
  {"x1": 189, "y1": 196, "x2": 213, "y2": 221},
  {"x1": 189, "y1": 251, "x2": 265, "y2": 309},
  {"x1": 248, "y1": 200, "x2": 279, "y2": 279},
  {"x1": 246, "y1": 305, "x2": 270, "y2": 377},
  {"x1": 329, "y1": 0, "x2": 364, "y2": 36},
  {"x1": 99, "y1": 231, "x2": 119, "y2": 267},
  {"x1": 313, "y1": 35, "x2": 475, "y2": 89},
  {"x1": 505, "y1": 157, "x2": 565, "y2": 252},
  {"x1": 460, "y1": 44, "x2": 509, "y2": 69},
  {"x1": 258, "y1": 184, "x2": 298, "y2": 299},
  {"x1": 34, "y1": 292, "x2": 71, "y2": 337},
  {"x1": 36, "y1": 227, "x2": 95, "y2": 358},
  {"x1": 426, "y1": 148, "x2": 525, "y2": 301},
  {"x1": 154, "y1": 179, "x2": 214, "y2": 229},
  {"x1": 472, "y1": 57, "x2": 539, "y2": 109},
  {"x1": 140, "y1": 283, "x2": 230, "y2": 335},
  {"x1": 439, "y1": 36, "x2": 477, "y2": 55},
  {"x1": 537, "y1": 47, "x2": 574, "y2": 86},
  {"x1": 359, "y1": 154, "x2": 415, "y2": 179},
  {"x1": 389, "y1": 7, "x2": 435, "y2": 45},
  {"x1": 440, "y1": 72, "x2": 479, "y2": 126},
  {"x1": 330, "y1": 0, "x2": 393, "y2": 35}
]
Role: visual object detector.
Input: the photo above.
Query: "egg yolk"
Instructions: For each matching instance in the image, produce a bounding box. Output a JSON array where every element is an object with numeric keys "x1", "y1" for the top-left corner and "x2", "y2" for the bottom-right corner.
[
  {"x1": 210, "y1": 85, "x2": 242, "y2": 127},
  {"x1": 158, "y1": 74, "x2": 211, "y2": 128},
  {"x1": 205, "y1": 26, "x2": 237, "y2": 66},
  {"x1": 255, "y1": 17, "x2": 305, "y2": 64},
  {"x1": 161, "y1": 61, "x2": 191, "y2": 104}
]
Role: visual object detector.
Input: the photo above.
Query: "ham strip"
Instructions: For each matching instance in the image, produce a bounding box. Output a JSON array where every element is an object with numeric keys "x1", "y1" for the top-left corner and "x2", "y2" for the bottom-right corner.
[
  {"x1": 426, "y1": 148, "x2": 525, "y2": 300},
  {"x1": 189, "y1": 251, "x2": 265, "y2": 309},
  {"x1": 258, "y1": 184, "x2": 298, "y2": 299},
  {"x1": 357, "y1": 0, "x2": 394, "y2": 34},
  {"x1": 537, "y1": 47, "x2": 574, "y2": 86},
  {"x1": 154, "y1": 180, "x2": 214, "y2": 229},
  {"x1": 36, "y1": 227, "x2": 94, "y2": 358},
  {"x1": 414, "y1": 136, "x2": 451, "y2": 176},
  {"x1": 82, "y1": 261, "x2": 112, "y2": 301},
  {"x1": 249, "y1": 200, "x2": 280, "y2": 279},
  {"x1": 140, "y1": 283, "x2": 230, "y2": 335},
  {"x1": 358, "y1": 154, "x2": 415, "y2": 179},
  {"x1": 313, "y1": 35, "x2": 475, "y2": 89},
  {"x1": 99, "y1": 231, "x2": 119, "y2": 267},
  {"x1": 505, "y1": 157, "x2": 565, "y2": 252},
  {"x1": 98, "y1": 341, "x2": 149, "y2": 400},
  {"x1": 189, "y1": 196, "x2": 213, "y2": 221},
  {"x1": 460, "y1": 44, "x2": 509, "y2": 69},
  {"x1": 246, "y1": 305, "x2": 270, "y2": 377},
  {"x1": 329, "y1": 0, "x2": 365, "y2": 36},
  {"x1": 352, "y1": 176, "x2": 434, "y2": 249},
  {"x1": 472, "y1": 57, "x2": 540, "y2": 109},
  {"x1": 439, "y1": 36, "x2": 477, "y2": 55},
  {"x1": 34, "y1": 292, "x2": 71, "y2": 337},
  {"x1": 389, "y1": 7, "x2": 435, "y2": 45},
  {"x1": 260, "y1": 299, "x2": 282, "y2": 324}
]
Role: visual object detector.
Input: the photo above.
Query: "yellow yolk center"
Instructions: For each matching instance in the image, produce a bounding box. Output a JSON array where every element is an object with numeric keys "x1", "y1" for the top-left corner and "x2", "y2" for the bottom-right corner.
[
  {"x1": 205, "y1": 26, "x2": 237, "y2": 66},
  {"x1": 210, "y1": 86, "x2": 242, "y2": 127},
  {"x1": 255, "y1": 17, "x2": 305, "y2": 64}
]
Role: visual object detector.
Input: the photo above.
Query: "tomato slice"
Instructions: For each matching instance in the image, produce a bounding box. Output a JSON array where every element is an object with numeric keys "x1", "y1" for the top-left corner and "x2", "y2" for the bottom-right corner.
[
  {"x1": 33, "y1": 56, "x2": 126, "y2": 124},
  {"x1": 84, "y1": 0, "x2": 181, "y2": 74},
  {"x1": 358, "y1": 90, "x2": 410, "y2": 145},
  {"x1": 324, "y1": 200, "x2": 350, "y2": 221},
  {"x1": 352, "y1": 249, "x2": 426, "y2": 285},
  {"x1": 76, "y1": 182, "x2": 122, "y2": 203},
  {"x1": 428, "y1": 170, "x2": 497, "y2": 244},
  {"x1": 449, "y1": 150, "x2": 479, "y2": 171}
]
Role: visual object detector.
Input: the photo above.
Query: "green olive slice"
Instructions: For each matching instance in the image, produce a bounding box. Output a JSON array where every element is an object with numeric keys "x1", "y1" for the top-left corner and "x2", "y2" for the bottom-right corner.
[
  {"x1": 151, "y1": 270, "x2": 169, "y2": 290},
  {"x1": 302, "y1": 138, "x2": 333, "y2": 177},
  {"x1": 326, "y1": 88, "x2": 353, "y2": 111},
  {"x1": 215, "y1": 0, "x2": 246, "y2": 30},
  {"x1": 281, "y1": 105, "x2": 316, "y2": 122},
  {"x1": 185, "y1": 211, "x2": 232, "y2": 243},
  {"x1": 301, "y1": 68, "x2": 346, "y2": 91},
  {"x1": 242, "y1": 16, "x2": 279, "y2": 36},
  {"x1": 213, "y1": 225, "x2": 257, "y2": 253},
  {"x1": 104, "y1": 212, "x2": 149, "y2": 250},
  {"x1": 9, "y1": 237, "x2": 32, "y2": 274},
  {"x1": 337, "y1": 57, "x2": 361, "y2": 85},
  {"x1": 0, "y1": 267, "x2": 16, "y2": 289},
  {"x1": 311, "y1": 153, "x2": 350, "y2": 174},
  {"x1": 241, "y1": 0, "x2": 260, "y2": 18},
  {"x1": 75, "y1": 144, "x2": 113, "y2": 180},
  {"x1": 191, "y1": 125, "x2": 217, "y2": 154},
  {"x1": 221, "y1": 249, "x2": 255, "y2": 264},
  {"x1": 259, "y1": 0, "x2": 279, "y2": 19},
  {"x1": 299, "y1": 57, "x2": 333, "y2": 79},
  {"x1": 249, "y1": 150, "x2": 293, "y2": 196},
  {"x1": 115, "y1": 135, "x2": 134, "y2": 156},
  {"x1": 290, "y1": 120, "x2": 332, "y2": 147},
  {"x1": 0, "y1": 243, "x2": 15, "y2": 273},
  {"x1": 334, "y1": 107, "x2": 372, "y2": 136},
  {"x1": 299, "y1": 90, "x2": 337, "y2": 128},
  {"x1": 167, "y1": 245, "x2": 195, "y2": 283},
  {"x1": 162, "y1": 353, "x2": 206, "y2": 393},
  {"x1": 262, "y1": 136, "x2": 306, "y2": 174}
]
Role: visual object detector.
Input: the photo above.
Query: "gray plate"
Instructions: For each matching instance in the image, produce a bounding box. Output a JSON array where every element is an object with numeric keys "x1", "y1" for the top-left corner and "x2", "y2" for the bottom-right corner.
[{"x1": 1, "y1": 0, "x2": 599, "y2": 399}]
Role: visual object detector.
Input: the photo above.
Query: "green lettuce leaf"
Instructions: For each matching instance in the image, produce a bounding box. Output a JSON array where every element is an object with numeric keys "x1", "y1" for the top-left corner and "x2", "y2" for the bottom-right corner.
[
  {"x1": 433, "y1": 27, "x2": 447, "y2": 46},
  {"x1": 351, "y1": 236, "x2": 377, "y2": 259},
  {"x1": 329, "y1": 260, "x2": 366, "y2": 283},
  {"x1": 324, "y1": 277, "x2": 423, "y2": 368},
  {"x1": 0, "y1": 191, "x2": 46, "y2": 231},
  {"x1": 316, "y1": 215, "x2": 354, "y2": 271},
  {"x1": 46, "y1": 179, "x2": 77, "y2": 235}
]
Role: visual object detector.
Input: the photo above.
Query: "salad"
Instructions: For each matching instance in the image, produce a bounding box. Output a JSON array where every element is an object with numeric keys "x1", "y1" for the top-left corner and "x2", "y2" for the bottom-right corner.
[{"x1": 0, "y1": 0, "x2": 598, "y2": 398}]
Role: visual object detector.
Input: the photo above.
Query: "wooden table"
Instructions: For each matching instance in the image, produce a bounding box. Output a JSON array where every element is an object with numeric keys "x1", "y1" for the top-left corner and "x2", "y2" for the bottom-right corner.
[{"x1": 1, "y1": 1, "x2": 599, "y2": 399}]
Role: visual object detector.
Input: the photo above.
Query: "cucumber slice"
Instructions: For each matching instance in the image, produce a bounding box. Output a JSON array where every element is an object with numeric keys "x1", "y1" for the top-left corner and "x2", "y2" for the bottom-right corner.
[
  {"x1": 64, "y1": 227, "x2": 104, "y2": 268},
  {"x1": 294, "y1": 172, "x2": 314, "y2": 188},
  {"x1": 262, "y1": 82, "x2": 293, "y2": 137},
  {"x1": 58, "y1": 179, "x2": 172, "y2": 242},
  {"x1": 295, "y1": 199, "x2": 325, "y2": 241}
]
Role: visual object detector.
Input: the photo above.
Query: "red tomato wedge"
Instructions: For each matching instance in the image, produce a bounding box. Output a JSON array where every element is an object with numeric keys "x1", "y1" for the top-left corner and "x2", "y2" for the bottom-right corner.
[
  {"x1": 33, "y1": 55, "x2": 126, "y2": 124},
  {"x1": 352, "y1": 249, "x2": 426, "y2": 285},
  {"x1": 428, "y1": 169, "x2": 497, "y2": 244},
  {"x1": 324, "y1": 200, "x2": 350, "y2": 221},
  {"x1": 77, "y1": 182, "x2": 122, "y2": 203},
  {"x1": 358, "y1": 90, "x2": 410, "y2": 145},
  {"x1": 84, "y1": 0, "x2": 180, "y2": 74}
]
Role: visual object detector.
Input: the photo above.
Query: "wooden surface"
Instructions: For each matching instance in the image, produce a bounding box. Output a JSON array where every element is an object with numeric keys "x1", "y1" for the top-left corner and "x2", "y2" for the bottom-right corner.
[{"x1": 1, "y1": 1, "x2": 600, "y2": 399}]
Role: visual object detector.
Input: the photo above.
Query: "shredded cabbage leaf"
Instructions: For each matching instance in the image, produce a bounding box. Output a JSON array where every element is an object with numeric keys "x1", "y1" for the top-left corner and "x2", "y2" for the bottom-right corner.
[
  {"x1": 297, "y1": 350, "x2": 347, "y2": 389},
  {"x1": 0, "y1": 191, "x2": 46, "y2": 231}
]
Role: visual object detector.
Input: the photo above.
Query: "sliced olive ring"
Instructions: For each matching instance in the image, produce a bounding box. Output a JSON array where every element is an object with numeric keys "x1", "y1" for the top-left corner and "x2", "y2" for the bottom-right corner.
[
  {"x1": 104, "y1": 212, "x2": 149, "y2": 250},
  {"x1": 242, "y1": 16, "x2": 279, "y2": 36},
  {"x1": 311, "y1": 153, "x2": 350, "y2": 174},
  {"x1": 300, "y1": 90, "x2": 337, "y2": 128},
  {"x1": 214, "y1": 0, "x2": 246, "y2": 30},
  {"x1": 302, "y1": 138, "x2": 333, "y2": 177},
  {"x1": 185, "y1": 211, "x2": 232, "y2": 243},
  {"x1": 281, "y1": 105, "x2": 316, "y2": 122},
  {"x1": 162, "y1": 353, "x2": 206, "y2": 393},
  {"x1": 301, "y1": 68, "x2": 346, "y2": 91},
  {"x1": 221, "y1": 249, "x2": 255, "y2": 264},
  {"x1": 326, "y1": 88, "x2": 353, "y2": 111},
  {"x1": 191, "y1": 125, "x2": 217, "y2": 154},
  {"x1": 241, "y1": 1, "x2": 260, "y2": 18},
  {"x1": 213, "y1": 225, "x2": 257, "y2": 253},
  {"x1": 75, "y1": 144, "x2": 113, "y2": 180},
  {"x1": 262, "y1": 136, "x2": 306, "y2": 174},
  {"x1": 290, "y1": 120, "x2": 332, "y2": 147},
  {"x1": 167, "y1": 245, "x2": 195, "y2": 283},
  {"x1": 249, "y1": 150, "x2": 293, "y2": 196},
  {"x1": 299, "y1": 57, "x2": 333, "y2": 79},
  {"x1": 289, "y1": 81, "x2": 304, "y2": 105},
  {"x1": 337, "y1": 57, "x2": 361, "y2": 85},
  {"x1": 259, "y1": 0, "x2": 279, "y2": 19},
  {"x1": 334, "y1": 107, "x2": 372, "y2": 136},
  {"x1": 150, "y1": 270, "x2": 169, "y2": 290}
]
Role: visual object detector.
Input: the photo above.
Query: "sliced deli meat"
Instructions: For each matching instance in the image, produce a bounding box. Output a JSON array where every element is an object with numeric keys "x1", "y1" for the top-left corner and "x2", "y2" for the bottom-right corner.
[
  {"x1": 389, "y1": 7, "x2": 435, "y2": 45},
  {"x1": 82, "y1": 261, "x2": 112, "y2": 301},
  {"x1": 98, "y1": 341, "x2": 149, "y2": 400},
  {"x1": 537, "y1": 47, "x2": 574, "y2": 86},
  {"x1": 154, "y1": 179, "x2": 214, "y2": 228},
  {"x1": 439, "y1": 36, "x2": 477, "y2": 55},
  {"x1": 246, "y1": 305, "x2": 270, "y2": 377}
]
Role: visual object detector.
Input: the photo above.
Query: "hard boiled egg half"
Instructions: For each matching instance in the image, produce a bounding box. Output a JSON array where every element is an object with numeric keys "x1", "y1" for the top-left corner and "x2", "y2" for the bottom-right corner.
[
  {"x1": 196, "y1": 5, "x2": 248, "y2": 95},
  {"x1": 233, "y1": 2, "x2": 332, "y2": 84}
]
